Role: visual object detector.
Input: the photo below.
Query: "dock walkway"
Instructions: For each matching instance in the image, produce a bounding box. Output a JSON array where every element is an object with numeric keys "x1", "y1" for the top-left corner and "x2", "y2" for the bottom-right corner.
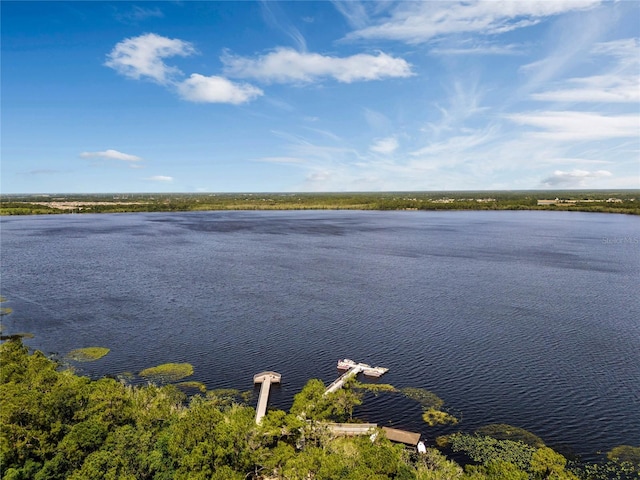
[
  {"x1": 324, "y1": 365, "x2": 364, "y2": 395},
  {"x1": 253, "y1": 371, "x2": 281, "y2": 424}
]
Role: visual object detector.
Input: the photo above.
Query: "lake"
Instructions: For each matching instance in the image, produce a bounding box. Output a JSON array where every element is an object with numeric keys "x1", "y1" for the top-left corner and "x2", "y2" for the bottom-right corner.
[{"x1": 1, "y1": 210, "x2": 638, "y2": 459}]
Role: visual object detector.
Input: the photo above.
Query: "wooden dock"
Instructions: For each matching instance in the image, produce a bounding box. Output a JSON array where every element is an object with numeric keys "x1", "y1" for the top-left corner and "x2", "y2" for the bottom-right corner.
[
  {"x1": 324, "y1": 365, "x2": 365, "y2": 395},
  {"x1": 324, "y1": 360, "x2": 388, "y2": 396},
  {"x1": 253, "y1": 371, "x2": 281, "y2": 424}
]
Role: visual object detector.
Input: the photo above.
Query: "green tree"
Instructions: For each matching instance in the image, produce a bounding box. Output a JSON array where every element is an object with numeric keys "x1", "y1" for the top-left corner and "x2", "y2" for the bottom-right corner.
[{"x1": 530, "y1": 446, "x2": 577, "y2": 479}]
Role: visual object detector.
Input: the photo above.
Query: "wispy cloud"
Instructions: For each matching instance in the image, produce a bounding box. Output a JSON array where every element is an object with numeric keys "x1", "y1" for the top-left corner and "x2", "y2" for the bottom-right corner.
[
  {"x1": 507, "y1": 111, "x2": 639, "y2": 141},
  {"x1": 259, "y1": 0, "x2": 307, "y2": 52},
  {"x1": 331, "y1": 0, "x2": 370, "y2": 29},
  {"x1": 516, "y1": 8, "x2": 615, "y2": 97},
  {"x1": 302, "y1": 126, "x2": 342, "y2": 141},
  {"x1": 370, "y1": 136, "x2": 399, "y2": 154},
  {"x1": 255, "y1": 156, "x2": 307, "y2": 164},
  {"x1": 423, "y1": 80, "x2": 489, "y2": 137},
  {"x1": 531, "y1": 38, "x2": 640, "y2": 103},
  {"x1": 177, "y1": 74, "x2": 263, "y2": 104},
  {"x1": 222, "y1": 47, "x2": 413, "y2": 84},
  {"x1": 344, "y1": 1, "x2": 600, "y2": 44},
  {"x1": 105, "y1": 33, "x2": 195, "y2": 84},
  {"x1": 80, "y1": 149, "x2": 142, "y2": 162},
  {"x1": 411, "y1": 127, "x2": 497, "y2": 157},
  {"x1": 430, "y1": 41, "x2": 524, "y2": 56},
  {"x1": 541, "y1": 169, "x2": 612, "y2": 187},
  {"x1": 25, "y1": 169, "x2": 62, "y2": 175},
  {"x1": 147, "y1": 175, "x2": 173, "y2": 182},
  {"x1": 532, "y1": 76, "x2": 640, "y2": 103},
  {"x1": 115, "y1": 6, "x2": 164, "y2": 24}
]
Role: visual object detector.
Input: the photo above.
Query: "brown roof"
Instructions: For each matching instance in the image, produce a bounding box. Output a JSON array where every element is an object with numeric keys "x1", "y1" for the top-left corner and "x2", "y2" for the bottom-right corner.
[{"x1": 381, "y1": 427, "x2": 421, "y2": 446}]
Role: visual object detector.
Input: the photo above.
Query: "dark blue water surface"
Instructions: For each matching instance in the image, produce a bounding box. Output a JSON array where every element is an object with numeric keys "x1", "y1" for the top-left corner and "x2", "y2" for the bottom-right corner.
[{"x1": 1, "y1": 210, "x2": 638, "y2": 458}]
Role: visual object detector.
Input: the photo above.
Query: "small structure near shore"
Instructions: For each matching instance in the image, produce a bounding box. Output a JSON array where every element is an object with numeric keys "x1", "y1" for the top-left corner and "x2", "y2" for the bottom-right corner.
[
  {"x1": 381, "y1": 427, "x2": 421, "y2": 447},
  {"x1": 326, "y1": 423, "x2": 421, "y2": 448},
  {"x1": 253, "y1": 371, "x2": 281, "y2": 424}
]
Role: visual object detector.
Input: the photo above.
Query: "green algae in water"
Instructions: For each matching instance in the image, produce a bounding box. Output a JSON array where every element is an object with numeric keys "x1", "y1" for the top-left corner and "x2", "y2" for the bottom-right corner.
[
  {"x1": 67, "y1": 347, "x2": 110, "y2": 362},
  {"x1": 176, "y1": 381, "x2": 207, "y2": 394},
  {"x1": 0, "y1": 307, "x2": 13, "y2": 316},
  {"x1": 353, "y1": 381, "x2": 397, "y2": 394},
  {"x1": 607, "y1": 445, "x2": 640, "y2": 466},
  {"x1": 140, "y1": 363, "x2": 194, "y2": 383},
  {"x1": 205, "y1": 388, "x2": 254, "y2": 406},
  {"x1": 475, "y1": 424, "x2": 545, "y2": 448},
  {"x1": 0, "y1": 332, "x2": 35, "y2": 341},
  {"x1": 422, "y1": 407, "x2": 458, "y2": 427},
  {"x1": 401, "y1": 387, "x2": 445, "y2": 409}
]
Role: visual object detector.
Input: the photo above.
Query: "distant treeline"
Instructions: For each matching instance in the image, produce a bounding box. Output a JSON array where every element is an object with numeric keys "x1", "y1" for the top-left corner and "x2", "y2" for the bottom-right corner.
[{"x1": 1, "y1": 191, "x2": 639, "y2": 215}]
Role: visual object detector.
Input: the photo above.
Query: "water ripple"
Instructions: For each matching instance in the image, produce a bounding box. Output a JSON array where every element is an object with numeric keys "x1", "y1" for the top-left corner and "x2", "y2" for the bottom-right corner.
[{"x1": 1, "y1": 211, "x2": 638, "y2": 459}]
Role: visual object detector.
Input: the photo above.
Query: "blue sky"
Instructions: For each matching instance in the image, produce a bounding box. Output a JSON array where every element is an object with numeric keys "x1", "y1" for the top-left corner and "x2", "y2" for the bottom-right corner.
[{"x1": 2, "y1": 1, "x2": 639, "y2": 193}]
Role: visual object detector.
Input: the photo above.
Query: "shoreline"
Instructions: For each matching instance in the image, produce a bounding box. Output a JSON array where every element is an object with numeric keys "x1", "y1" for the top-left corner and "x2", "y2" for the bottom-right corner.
[{"x1": 2, "y1": 190, "x2": 639, "y2": 215}]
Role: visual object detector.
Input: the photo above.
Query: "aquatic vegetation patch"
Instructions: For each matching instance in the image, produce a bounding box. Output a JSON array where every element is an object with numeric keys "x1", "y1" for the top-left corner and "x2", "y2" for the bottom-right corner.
[
  {"x1": 400, "y1": 387, "x2": 458, "y2": 427},
  {"x1": 207, "y1": 388, "x2": 253, "y2": 406},
  {"x1": 400, "y1": 387, "x2": 444, "y2": 409},
  {"x1": 608, "y1": 445, "x2": 640, "y2": 466},
  {"x1": 449, "y1": 433, "x2": 536, "y2": 470},
  {"x1": 139, "y1": 363, "x2": 194, "y2": 383},
  {"x1": 0, "y1": 307, "x2": 13, "y2": 316},
  {"x1": 67, "y1": 347, "x2": 110, "y2": 362},
  {"x1": 353, "y1": 381, "x2": 397, "y2": 394},
  {"x1": 475, "y1": 423, "x2": 545, "y2": 448},
  {"x1": 0, "y1": 332, "x2": 35, "y2": 341},
  {"x1": 176, "y1": 381, "x2": 207, "y2": 394},
  {"x1": 422, "y1": 407, "x2": 458, "y2": 427}
]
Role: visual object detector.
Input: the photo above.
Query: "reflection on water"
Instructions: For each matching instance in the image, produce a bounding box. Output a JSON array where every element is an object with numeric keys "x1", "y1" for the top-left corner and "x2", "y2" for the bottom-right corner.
[{"x1": 1, "y1": 210, "x2": 638, "y2": 459}]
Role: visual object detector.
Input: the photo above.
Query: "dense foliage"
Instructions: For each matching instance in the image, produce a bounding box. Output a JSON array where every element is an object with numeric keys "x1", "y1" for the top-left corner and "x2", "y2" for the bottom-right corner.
[{"x1": 1, "y1": 340, "x2": 638, "y2": 479}]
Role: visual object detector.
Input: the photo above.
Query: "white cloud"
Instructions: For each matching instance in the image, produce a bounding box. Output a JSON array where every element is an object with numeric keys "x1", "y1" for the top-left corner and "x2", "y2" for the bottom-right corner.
[
  {"x1": 147, "y1": 175, "x2": 173, "y2": 182},
  {"x1": 332, "y1": 0, "x2": 370, "y2": 29},
  {"x1": 532, "y1": 76, "x2": 640, "y2": 103},
  {"x1": 105, "y1": 33, "x2": 196, "y2": 84},
  {"x1": 507, "y1": 111, "x2": 639, "y2": 140},
  {"x1": 592, "y1": 38, "x2": 640, "y2": 59},
  {"x1": 370, "y1": 136, "x2": 399, "y2": 154},
  {"x1": 430, "y1": 43, "x2": 523, "y2": 56},
  {"x1": 344, "y1": 1, "x2": 600, "y2": 44},
  {"x1": 80, "y1": 149, "x2": 142, "y2": 162},
  {"x1": 531, "y1": 37, "x2": 640, "y2": 103},
  {"x1": 541, "y1": 169, "x2": 612, "y2": 187},
  {"x1": 411, "y1": 128, "x2": 496, "y2": 157},
  {"x1": 177, "y1": 74, "x2": 263, "y2": 104},
  {"x1": 222, "y1": 47, "x2": 413, "y2": 83},
  {"x1": 107, "y1": 33, "x2": 263, "y2": 105}
]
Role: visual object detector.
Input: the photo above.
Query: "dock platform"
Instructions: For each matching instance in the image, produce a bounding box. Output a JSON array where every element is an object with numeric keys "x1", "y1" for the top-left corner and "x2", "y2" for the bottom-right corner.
[{"x1": 253, "y1": 371, "x2": 281, "y2": 424}]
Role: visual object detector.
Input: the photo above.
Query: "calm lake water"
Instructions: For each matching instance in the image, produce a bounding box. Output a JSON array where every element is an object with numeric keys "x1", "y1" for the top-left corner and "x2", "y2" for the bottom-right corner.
[{"x1": 1, "y1": 210, "x2": 639, "y2": 459}]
